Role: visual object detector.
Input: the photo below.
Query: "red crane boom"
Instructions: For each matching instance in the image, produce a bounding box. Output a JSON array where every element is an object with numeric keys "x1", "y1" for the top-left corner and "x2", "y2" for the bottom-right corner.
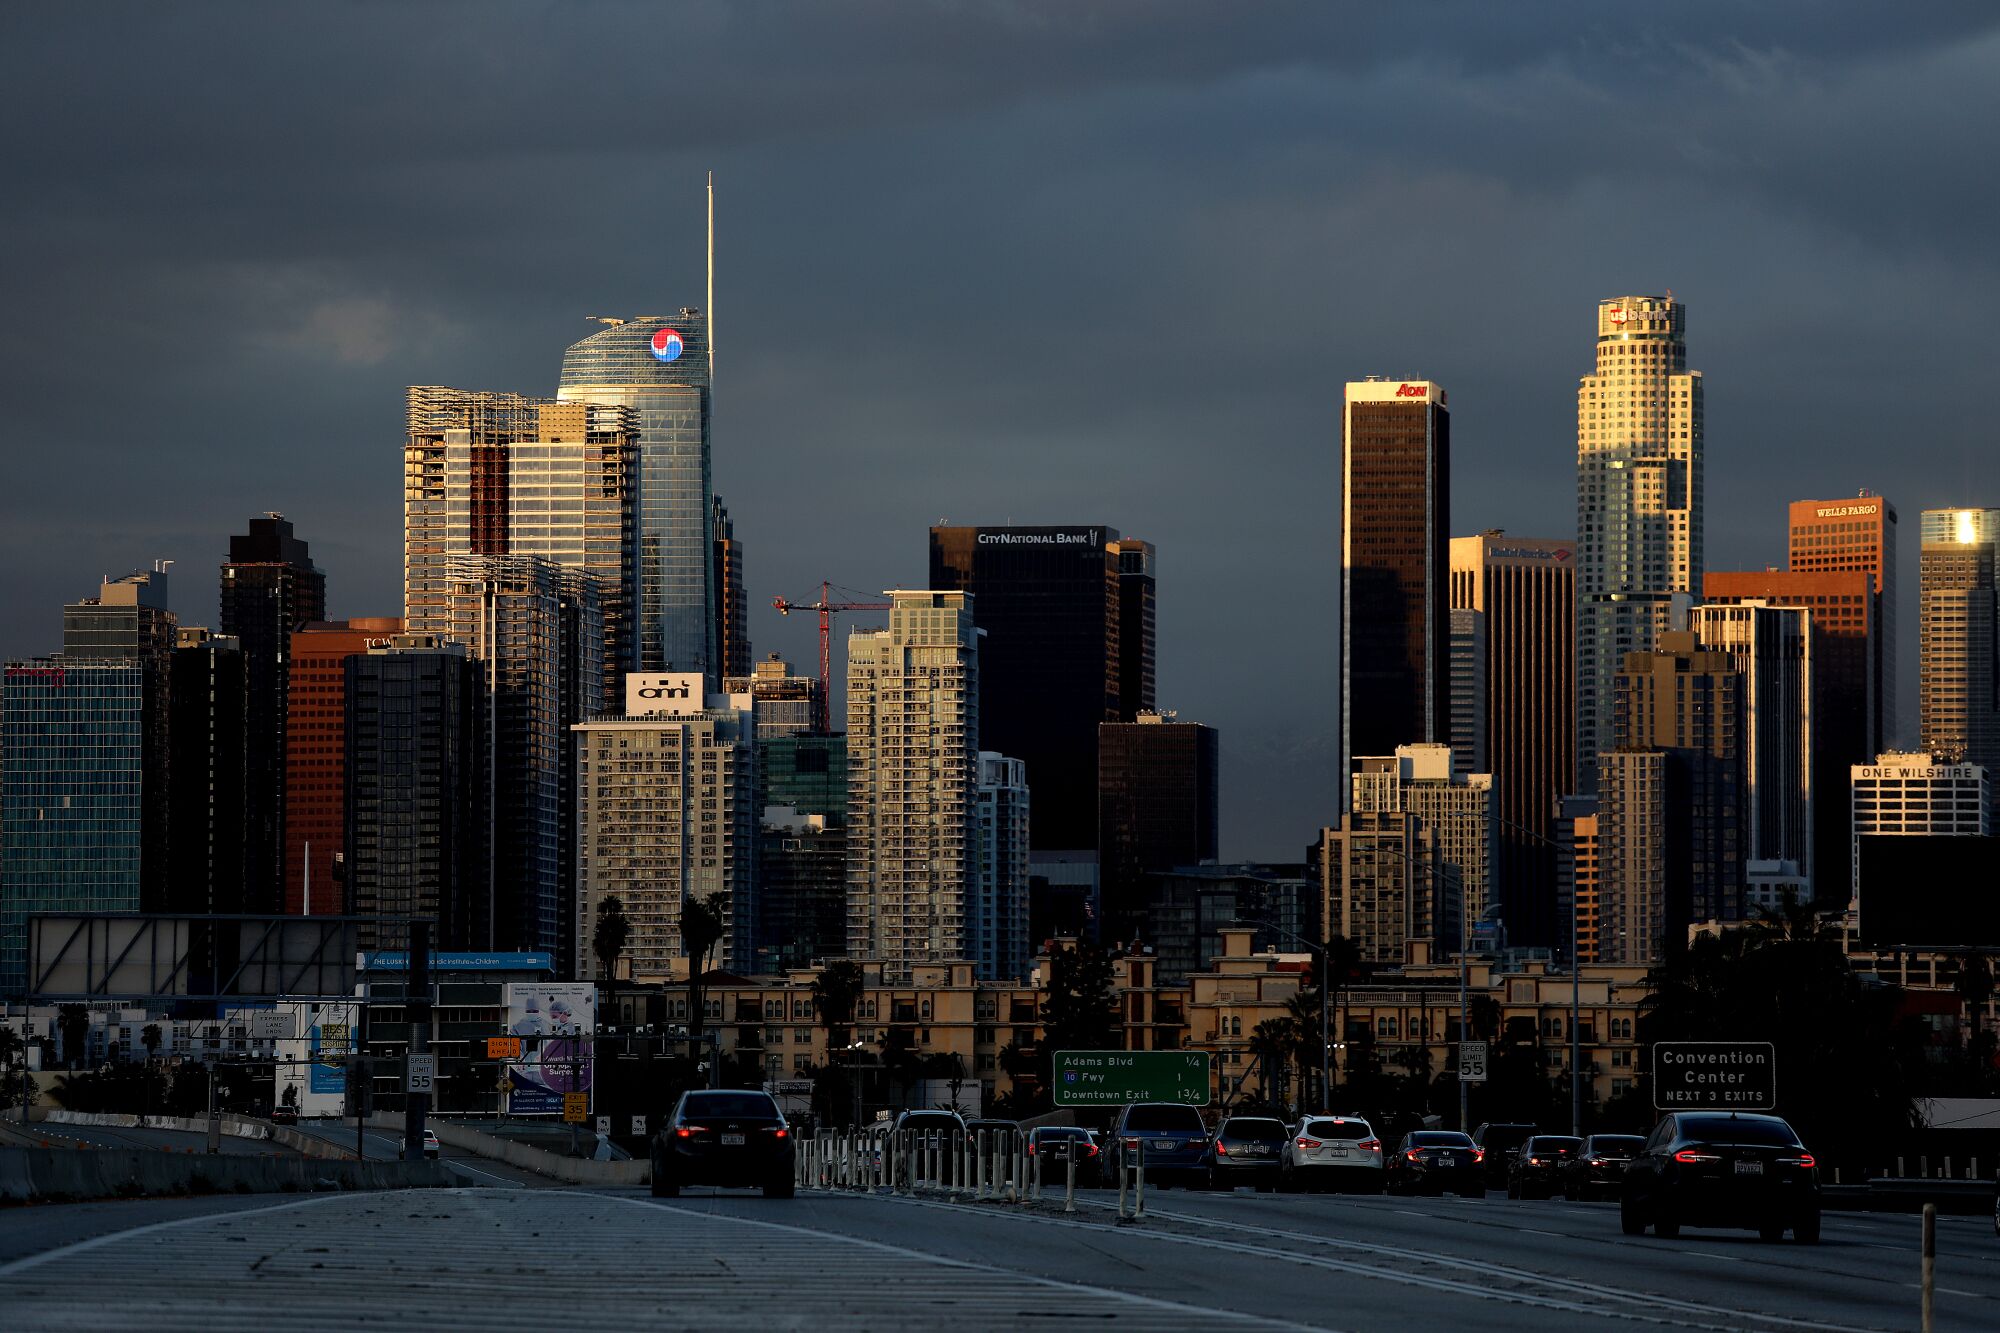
[{"x1": 772, "y1": 582, "x2": 892, "y2": 690}]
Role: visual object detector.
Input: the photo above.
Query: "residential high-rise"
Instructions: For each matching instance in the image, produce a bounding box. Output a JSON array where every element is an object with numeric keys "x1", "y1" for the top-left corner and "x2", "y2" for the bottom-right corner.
[
  {"x1": 557, "y1": 312, "x2": 714, "y2": 680},
  {"x1": 1849, "y1": 752, "x2": 1989, "y2": 914},
  {"x1": 724, "y1": 653, "x2": 827, "y2": 738},
  {"x1": 1341, "y1": 379, "x2": 1450, "y2": 800},
  {"x1": 344, "y1": 635, "x2": 483, "y2": 950},
  {"x1": 712, "y1": 496, "x2": 750, "y2": 681},
  {"x1": 1576, "y1": 296, "x2": 1703, "y2": 791},
  {"x1": 422, "y1": 556, "x2": 603, "y2": 958},
  {"x1": 1312, "y1": 814, "x2": 1438, "y2": 969},
  {"x1": 574, "y1": 674, "x2": 754, "y2": 980},
  {"x1": 1113, "y1": 538, "x2": 1158, "y2": 718},
  {"x1": 168, "y1": 627, "x2": 247, "y2": 916},
  {"x1": 1351, "y1": 744, "x2": 1496, "y2": 953},
  {"x1": 1689, "y1": 602, "x2": 1813, "y2": 889},
  {"x1": 1097, "y1": 712, "x2": 1220, "y2": 946},
  {"x1": 1918, "y1": 508, "x2": 2000, "y2": 790},
  {"x1": 3, "y1": 659, "x2": 163, "y2": 996},
  {"x1": 929, "y1": 525, "x2": 1143, "y2": 853},
  {"x1": 846, "y1": 591, "x2": 979, "y2": 978},
  {"x1": 973, "y1": 752, "x2": 1031, "y2": 982},
  {"x1": 283, "y1": 618, "x2": 403, "y2": 915},
  {"x1": 1448, "y1": 533, "x2": 1575, "y2": 943},
  {"x1": 404, "y1": 386, "x2": 638, "y2": 710},
  {"x1": 1789, "y1": 495, "x2": 1896, "y2": 752},
  {"x1": 1553, "y1": 795, "x2": 1601, "y2": 965},
  {"x1": 1446, "y1": 608, "x2": 1487, "y2": 777},
  {"x1": 1601, "y1": 631, "x2": 1742, "y2": 961},
  {"x1": 1703, "y1": 569, "x2": 1873, "y2": 896},
  {"x1": 220, "y1": 515, "x2": 326, "y2": 913}
]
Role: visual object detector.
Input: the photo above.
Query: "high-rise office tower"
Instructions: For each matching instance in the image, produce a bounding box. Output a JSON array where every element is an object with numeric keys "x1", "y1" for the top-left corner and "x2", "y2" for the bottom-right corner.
[
  {"x1": 1601, "y1": 631, "x2": 1742, "y2": 961},
  {"x1": 1448, "y1": 533, "x2": 1575, "y2": 943},
  {"x1": 404, "y1": 387, "x2": 638, "y2": 710},
  {"x1": 1351, "y1": 744, "x2": 1496, "y2": 952},
  {"x1": 1919, "y1": 508, "x2": 2000, "y2": 790},
  {"x1": 557, "y1": 312, "x2": 714, "y2": 680},
  {"x1": 1576, "y1": 297, "x2": 1703, "y2": 791},
  {"x1": 1342, "y1": 378, "x2": 1450, "y2": 807},
  {"x1": 1704, "y1": 569, "x2": 1872, "y2": 897},
  {"x1": 846, "y1": 591, "x2": 979, "y2": 977},
  {"x1": 1850, "y1": 752, "x2": 1989, "y2": 914},
  {"x1": 344, "y1": 635, "x2": 483, "y2": 950},
  {"x1": 283, "y1": 618, "x2": 403, "y2": 915},
  {"x1": 1312, "y1": 814, "x2": 1438, "y2": 968},
  {"x1": 1689, "y1": 602, "x2": 1812, "y2": 889},
  {"x1": 757, "y1": 806, "x2": 847, "y2": 972},
  {"x1": 1113, "y1": 538, "x2": 1157, "y2": 718},
  {"x1": 168, "y1": 627, "x2": 247, "y2": 916},
  {"x1": 712, "y1": 496, "x2": 750, "y2": 682},
  {"x1": 575, "y1": 673, "x2": 755, "y2": 980},
  {"x1": 219, "y1": 515, "x2": 325, "y2": 914},
  {"x1": 1553, "y1": 795, "x2": 1601, "y2": 964},
  {"x1": 1790, "y1": 496, "x2": 1896, "y2": 752},
  {"x1": 973, "y1": 752, "x2": 1031, "y2": 982},
  {"x1": 424, "y1": 556, "x2": 603, "y2": 958},
  {"x1": 929, "y1": 525, "x2": 1146, "y2": 853},
  {"x1": 725, "y1": 653, "x2": 827, "y2": 738},
  {"x1": 1097, "y1": 711, "x2": 1220, "y2": 946},
  {"x1": 2, "y1": 658, "x2": 163, "y2": 996},
  {"x1": 1446, "y1": 608, "x2": 1487, "y2": 777}
]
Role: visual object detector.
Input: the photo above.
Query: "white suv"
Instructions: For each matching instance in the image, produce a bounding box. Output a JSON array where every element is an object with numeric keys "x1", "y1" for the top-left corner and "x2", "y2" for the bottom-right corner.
[{"x1": 1281, "y1": 1115, "x2": 1384, "y2": 1193}]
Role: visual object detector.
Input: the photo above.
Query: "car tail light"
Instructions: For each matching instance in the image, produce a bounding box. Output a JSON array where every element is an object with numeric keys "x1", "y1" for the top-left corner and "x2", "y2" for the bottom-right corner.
[
  {"x1": 771, "y1": 1128, "x2": 788, "y2": 1138},
  {"x1": 676, "y1": 1125, "x2": 708, "y2": 1139},
  {"x1": 1027, "y1": 1142, "x2": 1037, "y2": 1155},
  {"x1": 1359, "y1": 1138, "x2": 1381, "y2": 1152},
  {"x1": 1405, "y1": 1149, "x2": 1422, "y2": 1161},
  {"x1": 1296, "y1": 1137, "x2": 1322, "y2": 1150},
  {"x1": 1778, "y1": 1153, "x2": 1815, "y2": 1168},
  {"x1": 1529, "y1": 1157, "x2": 1543, "y2": 1166},
  {"x1": 1673, "y1": 1149, "x2": 1720, "y2": 1164},
  {"x1": 1086, "y1": 1143, "x2": 1099, "y2": 1156},
  {"x1": 1472, "y1": 1148, "x2": 1484, "y2": 1162},
  {"x1": 1586, "y1": 1157, "x2": 1603, "y2": 1166},
  {"x1": 1215, "y1": 1141, "x2": 1228, "y2": 1155}
]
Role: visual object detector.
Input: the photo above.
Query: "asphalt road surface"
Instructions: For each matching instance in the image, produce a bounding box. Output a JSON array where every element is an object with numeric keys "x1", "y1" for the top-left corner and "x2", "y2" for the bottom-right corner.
[{"x1": 2, "y1": 1181, "x2": 1995, "y2": 1329}]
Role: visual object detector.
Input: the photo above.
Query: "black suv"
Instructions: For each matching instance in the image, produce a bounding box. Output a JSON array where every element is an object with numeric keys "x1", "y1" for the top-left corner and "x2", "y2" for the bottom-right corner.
[
  {"x1": 1471, "y1": 1122, "x2": 1537, "y2": 1187},
  {"x1": 1557, "y1": 1134, "x2": 1643, "y2": 1201},
  {"x1": 652, "y1": 1089, "x2": 796, "y2": 1199},
  {"x1": 1507, "y1": 1135, "x2": 1582, "y2": 1199},
  {"x1": 1620, "y1": 1112, "x2": 1820, "y2": 1243}
]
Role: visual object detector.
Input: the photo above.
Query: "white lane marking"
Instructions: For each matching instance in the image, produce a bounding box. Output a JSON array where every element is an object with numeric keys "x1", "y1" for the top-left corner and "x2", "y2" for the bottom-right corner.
[
  {"x1": 443, "y1": 1158, "x2": 515, "y2": 1186},
  {"x1": 0, "y1": 1193, "x2": 353, "y2": 1276},
  {"x1": 611, "y1": 1194, "x2": 1329, "y2": 1332},
  {"x1": 1684, "y1": 1251, "x2": 1742, "y2": 1263}
]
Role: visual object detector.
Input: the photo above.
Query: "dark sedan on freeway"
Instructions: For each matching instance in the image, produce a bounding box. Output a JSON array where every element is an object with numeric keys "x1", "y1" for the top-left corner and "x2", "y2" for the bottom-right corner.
[
  {"x1": 1620, "y1": 1112, "x2": 1820, "y2": 1243},
  {"x1": 1387, "y1": 1130, "x2": 1485, "y2": 1197},
  {"x1": 1507, "y1": 1135, "x2": 1582, "y2": 1199},
  {"x1": 1202, "y1": 1116, "x2": 1287, "y2": 1191},
  {"x1": 1026, "y1": 1125, "x2": 1097, "y2": 1185},
  {"x1": 652, "y1": 1089, "x2": 795, "y2": 1199},
  {"x1": 1557, "y1": 1134, "x2": 1643, "y2": 1201}
]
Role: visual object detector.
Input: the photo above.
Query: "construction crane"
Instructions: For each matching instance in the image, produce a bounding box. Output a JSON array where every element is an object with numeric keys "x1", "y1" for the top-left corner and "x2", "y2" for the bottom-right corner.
[{"x1": 773, "y1": 582, "x2": 892, "y2": 690}]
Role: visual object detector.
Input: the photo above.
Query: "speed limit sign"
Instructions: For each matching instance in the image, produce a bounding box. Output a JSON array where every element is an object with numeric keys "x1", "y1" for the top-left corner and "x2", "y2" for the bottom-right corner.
[{"x1": 1458, "y1": 1041, "x2": 1488, "y2": 1083}]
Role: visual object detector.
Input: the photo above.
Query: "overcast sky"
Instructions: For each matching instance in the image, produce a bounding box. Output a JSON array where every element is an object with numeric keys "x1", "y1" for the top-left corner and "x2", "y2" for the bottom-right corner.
[{"x1": 4, "y1": 4, "x2": 1996, "y2": 859}]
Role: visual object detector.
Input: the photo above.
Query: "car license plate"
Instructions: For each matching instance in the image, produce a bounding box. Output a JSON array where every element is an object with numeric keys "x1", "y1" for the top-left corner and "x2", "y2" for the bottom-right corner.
[
  {"x1": 1327, "y1": 1148, "x2": 1350, "y2": 1158},
  {"x1": 1733, "y1": 1160, "x2": 1763, "y2": 1175},
  {"x1": 1152, "y1": 1140, "x2": 1178, "y2": 1151},
  {"x1": 722, "y1": 1133, "x2": 745, "y2": 1146}
]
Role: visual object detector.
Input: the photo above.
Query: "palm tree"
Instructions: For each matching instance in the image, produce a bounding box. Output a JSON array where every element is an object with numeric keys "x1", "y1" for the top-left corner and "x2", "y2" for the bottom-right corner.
[
  {"x1": 57, "y1": 1005, "x2": 90, "y2": 1070},
  {"x1": 1284, "y1": 987, "x2": 1324, "y2": 1112},
  {"x1": 141, "y1": 1024, "x2": 163, "y2": 1064},
  {"x1": 592, "y1": 895, "x2": 631, "y2": 983},
  {"x1": 681, "y1": 893, "x2": 725, "y2": 1085},
  {"x1": 811, "y1": 960, "x2": 865, "y2": 1051},
  {"x1": 1249, "y1": 1018, "x2": 1295, "y2": 1108}
]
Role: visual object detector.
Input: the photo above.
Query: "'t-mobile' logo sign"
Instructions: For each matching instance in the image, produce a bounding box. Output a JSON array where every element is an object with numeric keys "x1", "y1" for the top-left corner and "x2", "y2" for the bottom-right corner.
[{"x1": 650, "y1": 327, "x2": 684, "y2": 362}]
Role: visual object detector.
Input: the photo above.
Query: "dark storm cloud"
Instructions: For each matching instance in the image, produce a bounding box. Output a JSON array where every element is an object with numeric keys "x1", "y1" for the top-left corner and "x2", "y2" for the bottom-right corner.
[{"x1": 3, "y1": 3, "x2": 1996, "y2": 856}]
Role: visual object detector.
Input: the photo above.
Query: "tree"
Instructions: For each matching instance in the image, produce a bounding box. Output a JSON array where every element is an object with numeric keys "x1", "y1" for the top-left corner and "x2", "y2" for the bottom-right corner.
[
  {"x1": 680, "y1": 892, "x2": 725, "y2": 1083},
  {"x1": 0, "y1": 1026, "x2": 34, "y2": 1116},
  {"x1": 141, "y1": 1024, "x2": 163, "y2": 1064},
  {"x1": 1285, "y1": 986, "x2": 1324, "y2": 1112},
  {"x1": 1249, "y1": 1018, "x2": 1295, "y2": 1108},
  {"x1": 878, "y1": 1028, "x2": 922, "y2": 1110},
  {"x1": 811, "y1": 960, "x2": 865, "y2": 1050},
  {"x1": 593, "y1": 895, "x2": 632, "y2": 982},
  {"x1": 57, "y1": 1005, "x2": 90, "y2": 1070}
]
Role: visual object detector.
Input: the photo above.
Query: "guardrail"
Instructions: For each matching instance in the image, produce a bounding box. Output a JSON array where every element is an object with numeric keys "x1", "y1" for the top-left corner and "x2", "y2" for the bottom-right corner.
[
  {"x1": 795, "y1": 1129, "x2": 1120, "y2": 1218},
  {"x1": 365, "y1": 1114, "x2": 647, "y2": 1187},
  {"x1": 1822, "y1": 1178, "x2": 1995, "y2": 1217},
  {"x1": 33, "y1": 1109, "x2": 357, "y2": 1161},
  {"x1": 0, "y1": 1144, "x2": 451, "y2": 1203}
]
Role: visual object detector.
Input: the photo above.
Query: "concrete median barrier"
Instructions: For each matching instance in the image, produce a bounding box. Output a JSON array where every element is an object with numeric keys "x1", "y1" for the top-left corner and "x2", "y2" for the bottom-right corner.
[
  {"x1": 366, "y1": 1114, "x2": 648, "y2": 1186},
  {"x1": 0, "y1": 1144, "x2": 452, "y2": 1204}
]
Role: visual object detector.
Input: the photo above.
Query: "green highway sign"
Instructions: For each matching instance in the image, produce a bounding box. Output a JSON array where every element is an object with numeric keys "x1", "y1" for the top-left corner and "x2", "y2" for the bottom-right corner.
[{"x1": 1053, "y1": 1050, "x2": 1211, "y2": 1106}]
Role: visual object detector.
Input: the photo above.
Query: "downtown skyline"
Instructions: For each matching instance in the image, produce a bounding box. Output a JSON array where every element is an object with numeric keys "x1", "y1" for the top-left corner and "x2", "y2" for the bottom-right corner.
[{"x1": 4, "y1": 5, "x2": 1997, "y2": 861}]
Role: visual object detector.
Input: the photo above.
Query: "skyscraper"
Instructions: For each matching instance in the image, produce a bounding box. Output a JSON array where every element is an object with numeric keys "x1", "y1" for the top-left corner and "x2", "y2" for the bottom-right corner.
[
  {"x1": 1789, "y1": 495, "x2": 1896, "y2": 752},
  {"x1": 1113, "y1": 538, "x2": 1158, "y2": 718},
  {"x1": 725, "y1": 653, "x2": 825, "y2": 737},
  {"x1": 283, "y1": 618, "x2": 403, "y2": 915},
  {"x1": 973, "y1": 751, "x2": 1031, "y2": 982},
  {"x1": 557, "y1": 312, "x2": 714, "y2": 680},
  {"x1": 1341, "y1": 379, "x2": 1450, "y2": 801},
  {"x1": 1446, "y1": 608, "x2": 1487, "y2": 777},
  {"x1": 1448, "y1": 533, "x2": 1575, "y2": 944},
  {"x1": 1097, "y1": 711, "x2": 1220, "y2": 946},
  {"x1": 1918, "y1": 508, "x2": 2000, "y2": 790},
  {"x1": 168, "y1": 627, "x2": 247, "y2": 916},
  {"x1": 1312, "y1": 814, "x2": 1438, "y2": 969},
  {"x1": 1850, "y1": 752, "x2": 1989, "y2": 913},
  {"x1": 1576, "y1": 296, "x2": 1703, "y2": 791},
  {"x1": 220, "y1": 515, "x2": 326, "y2": 913},
  {"x1": 929, "y1": 525, "x2": 1147, "y2": 853},
  {"x1": 1351, "y1": 743, "x2": 1496, "y2": 952},
  {"x1": 1689, "y1": 602, "x2": 1813, "y2": 888},
  {"x1": 575, "y1": 673, "x2": 755, "y2": 980},
  {"x1": 846, "y1": 591, "x2": 979, "y2": 978},
  {"x1": 712, "y1": 495, "x2": 750, "y2": 681},
  {"x1": 404, "y1": 386, "x2": 638, "y2": 710}
]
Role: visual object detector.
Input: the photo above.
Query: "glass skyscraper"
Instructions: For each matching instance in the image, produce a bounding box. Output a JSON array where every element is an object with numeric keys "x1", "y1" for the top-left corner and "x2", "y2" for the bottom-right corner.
[{"x1": 558, "y1": 312, "x2": 713, "y2": 681}]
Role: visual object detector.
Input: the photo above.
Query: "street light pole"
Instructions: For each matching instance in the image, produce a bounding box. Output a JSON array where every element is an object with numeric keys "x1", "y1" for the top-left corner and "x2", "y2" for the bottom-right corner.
[{"x1": 1241, "y1": 922, "x2": 1332, "y2": 1113}]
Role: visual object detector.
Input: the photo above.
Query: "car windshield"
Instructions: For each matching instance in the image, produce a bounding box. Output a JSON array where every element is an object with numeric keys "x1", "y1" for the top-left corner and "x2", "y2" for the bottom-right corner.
[
  {"x1": 1219, "y1": 1118, "x2": 1288, "y2": 1142},
  {"x1": 682, "y1": 1093, "x2": 780, "y2": 1120},
  {"x1": 1035, "y1": 1127, "x2": 1089, "y2": 1141},
  {"x1": 1409, "y1": 1132, "x2": 1473, "y2": 1147},
  {"x1": 1529, "y1": 1137, "x2": 1582, "y2": 1154},
  {"x1": 1124, "y1": 1104, "x2": 1206, "y2": 1134},
  {"x1": 1678, "y1": 1115, "x2": 1801, "y2": 1147},
  {"x1": 1590, "y1": 1136, "x2": 1643, "y2": 1157},
  {"x1": 1304, "y1": 1119, "x2": 1371, "y2": 1140}
]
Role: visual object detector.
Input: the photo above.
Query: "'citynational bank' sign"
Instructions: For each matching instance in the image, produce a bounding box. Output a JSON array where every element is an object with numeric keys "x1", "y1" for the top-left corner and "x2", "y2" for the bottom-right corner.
[{"x1": 976, "y1": 529, "x2": 1102, "y2": 547}]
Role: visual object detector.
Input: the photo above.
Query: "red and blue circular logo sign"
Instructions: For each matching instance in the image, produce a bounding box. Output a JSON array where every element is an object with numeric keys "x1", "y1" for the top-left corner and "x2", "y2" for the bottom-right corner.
[{"x1": 650, "y1": 327, "x2": 685, "y2": 362}]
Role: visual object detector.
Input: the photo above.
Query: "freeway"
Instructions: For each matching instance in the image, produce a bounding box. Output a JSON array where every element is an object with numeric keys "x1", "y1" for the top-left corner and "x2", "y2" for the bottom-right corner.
[
  {"x1": 0, "y1": 1181, "x2": 1993, "y2": 1329},
  {"x1": 19, "y1": 1120, "x2": 302, "y2": 1158},
  {"x1": 288, "y1": 1117, "x2": 553, "y2": 1188}
]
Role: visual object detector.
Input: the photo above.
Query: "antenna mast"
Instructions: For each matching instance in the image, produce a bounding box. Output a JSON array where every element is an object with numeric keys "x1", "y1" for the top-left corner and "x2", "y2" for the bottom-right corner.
[{"x1": 706, "y1": 170, "x2": 715, "y2": 382}]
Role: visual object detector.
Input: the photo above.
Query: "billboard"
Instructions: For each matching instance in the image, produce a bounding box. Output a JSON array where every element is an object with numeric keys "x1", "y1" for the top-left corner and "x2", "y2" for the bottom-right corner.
[
  {"x1": 272, "y1": 1000, "x2": 358, "y2": 1118},
  {"x1": 504, "y1": 983, "x2": 596, "y2": 1114}
]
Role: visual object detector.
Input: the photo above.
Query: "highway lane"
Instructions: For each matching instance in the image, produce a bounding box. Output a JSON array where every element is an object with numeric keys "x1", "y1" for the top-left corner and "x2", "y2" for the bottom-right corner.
[
  {"x1": 289, "y1": 1117, "x2": 553, "y2": 1188},
  {"x1": 20, "y1": 1120, "x2": 303, "y2": 1158}
]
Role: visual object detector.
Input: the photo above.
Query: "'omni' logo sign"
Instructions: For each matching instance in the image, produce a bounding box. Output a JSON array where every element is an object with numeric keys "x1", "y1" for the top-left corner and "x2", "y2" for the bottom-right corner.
[{"x1": 626, "y1": 672, "x2": 703, "y2": 715}]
